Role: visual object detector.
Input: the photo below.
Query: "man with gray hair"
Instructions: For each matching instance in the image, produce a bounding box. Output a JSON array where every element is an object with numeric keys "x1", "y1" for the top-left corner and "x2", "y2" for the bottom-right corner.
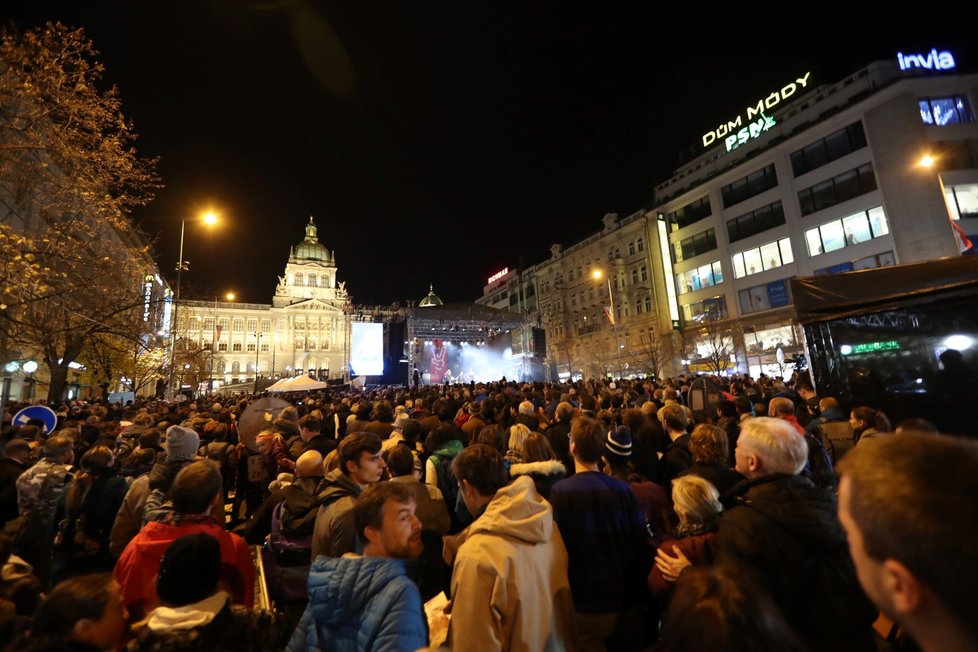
[
  {"x1": 660, "y1": 416, "x2": 877, "y2": 651},
  {"x1": 545, "y1": 401, "x2": 575, "y2": 474}
]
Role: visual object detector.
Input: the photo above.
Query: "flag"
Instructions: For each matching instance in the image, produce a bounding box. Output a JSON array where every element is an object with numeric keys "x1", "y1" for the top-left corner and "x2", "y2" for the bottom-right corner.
[
  {"x1": 215, "y1": 324, "x2": 223, "y2": 341},
  {"x1": 603, "y1": 305, "x2": 615, "y2": 326},
  {"x1": 951, "y1": 220, "x2": 974, "y2": 253}
]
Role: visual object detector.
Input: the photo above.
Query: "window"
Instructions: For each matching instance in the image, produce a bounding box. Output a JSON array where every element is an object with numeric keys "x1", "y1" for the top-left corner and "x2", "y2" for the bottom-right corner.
[
  {"x1": 247, "y1": 319, "x2": 257, "y2": 333},
  {"x1": 295, "y1": 320, "x2": 305, "y2": 330},
  {"x1": 294, "y1": 273, "x2": 303, "y2": 286},
  {"x1": 667, "y1": 196, "x2": 712, "y2": 231},
  {"x1": 232, "y1": 342, "x2": 242, "y2": 352},
  {"x1": 797, "y1": 163, "x2": 877, "y2": 215},
  {"x1": 805, "y1": 206, "x2": 890, "y2": 256},
  {"x1": 233, "y1": 319, "x2": 243, "y2": 332},
  {"x1": 260, "y1": 343, "x2": 269, "y2": 352},
  {"x1": 640, "y1": 266, "x2": 648, "y2": 282},
  {"x1": 218, "y1": 318, "x2": 229, "y2": 330},
  {"x1": 676, "y1": 260, "x2": 724, "y2": 295},
  {"x1": 631, "y1": 269, "x2": 639, "y2": 285},
  {"x1": 628, "y1": 242, "x2": 636, "y2": 255},
  {"x1": 321, "y1": 274, "x2": 329, "y2": 287},
  {"x1": 307, "y1": 275, "x2": 317, "y2": 287},
  {"x1": 732, "y1": 237, "x2": 794, "y2": 279},
  {"x1": 673, "y1": 228, "x2": 717, "y2": 262},
  {"x1": 726, "y1": 201, "x2": 786, "y2": 243},
  {"x1": 295, "y1": 339, "x2": 304, "y2": 350},
  {"x1": 261, "y1": 319, "x2": 270, "y2": 332},
  {"x1": 247, "y1": 343, "x2": 256, "y2": 352},
  {"x1": 322, "y1": 340, "x2": 330, "y2": 351},
  {"x1": 218, "y1": 342, "x2": 228, "y2": 352},
  {"x1": 790, "y1": 122, "x2": 867, "y2": 176},
  {"x1": 635, "y1": 301, "x2": 642, "y2": 315},
  {"x1": 945, "y1": 184, "x2": 978, "y2": 220},
  {"x1": 203, "y1": 317, "x2": 214, "y2": 331},
  {"x1": 738, "y1": 279, "x2": 793, "y2": 315},
  {"x1": 644, "y1": 296, "x2": 652, "y2": 312},
  {"x1": 637, "y1": 238, "x2": 644, "y2": 252},
  {"x1": 721, "y1": 164, "x2": 778, "y2": 207},
  {"x1": 307, "y1": 340, "x2": 316, "y2": 350},
  {"x1": 682, "y1": 296, "x2": 728, "y2": 322},
  {"x1": 919, "y1": 96, "x2": 975, "y2": 126}
]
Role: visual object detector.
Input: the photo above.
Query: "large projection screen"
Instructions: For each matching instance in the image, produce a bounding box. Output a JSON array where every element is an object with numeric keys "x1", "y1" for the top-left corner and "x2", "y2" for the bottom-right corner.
[{"x1": 351, "y1": 322, "x2": 384, "y2": 376}]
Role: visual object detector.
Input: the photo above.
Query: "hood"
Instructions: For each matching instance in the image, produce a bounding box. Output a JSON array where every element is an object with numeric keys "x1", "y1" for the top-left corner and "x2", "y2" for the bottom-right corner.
[
  {"x1": 307, "y1": 555, "x2": 407, "y2": 628},
  {"x1": 736, "y1": 474, "x2": 846, "y2": 554},
  {"x1": 508, "y1": 460, "x2": 566, "y2": 479},
  {"x1": 468, "y1": 475, "x2": 552, "y2": 545},
  {"x1": 316, "y1": 468, "x2": 360, "y2": 506}
]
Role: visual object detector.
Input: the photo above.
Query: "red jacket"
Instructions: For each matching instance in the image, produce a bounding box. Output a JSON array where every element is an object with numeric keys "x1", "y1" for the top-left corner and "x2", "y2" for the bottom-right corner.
[{"x1": 113, "y1": 516, "x2": 254, "y2": 621}]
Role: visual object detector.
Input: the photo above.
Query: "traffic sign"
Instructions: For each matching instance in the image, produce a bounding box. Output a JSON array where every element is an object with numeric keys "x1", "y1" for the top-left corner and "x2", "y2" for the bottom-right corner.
[{"x1": 12, "y1": 405, "x2": 58, "y2": 435}]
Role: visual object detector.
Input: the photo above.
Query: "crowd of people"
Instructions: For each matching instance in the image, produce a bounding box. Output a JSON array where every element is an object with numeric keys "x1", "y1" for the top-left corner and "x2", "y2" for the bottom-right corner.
[{"x1": 0, "y1": 371, "x2": 974, "y2": 652}]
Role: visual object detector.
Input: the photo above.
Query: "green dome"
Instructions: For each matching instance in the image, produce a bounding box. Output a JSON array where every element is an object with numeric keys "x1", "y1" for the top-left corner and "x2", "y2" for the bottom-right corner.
[
  {"x1": 419, "y1": 284, "x2": 443, "y2": 307},
  {"x1": 295, "y1": 216, "x2": 332, "y2": 262}
]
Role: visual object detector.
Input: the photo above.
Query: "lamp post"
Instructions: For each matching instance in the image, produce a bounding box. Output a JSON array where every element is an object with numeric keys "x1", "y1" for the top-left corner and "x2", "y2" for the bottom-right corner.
[
  {"x1": 253, "y1": 329, "x2": 262, "y2": 394},
  {"x1": 593, "y1": 270, "x2": 623, "y2": 380},
  {"x1": 167, "y1": 210, "x2": 219, "y2": 400}
]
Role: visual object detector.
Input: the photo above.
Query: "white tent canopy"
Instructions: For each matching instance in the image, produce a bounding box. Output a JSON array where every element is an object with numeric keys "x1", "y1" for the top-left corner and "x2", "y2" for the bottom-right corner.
[{"x1": 267, "y1": 375, "x2": 329, "y2": 392}]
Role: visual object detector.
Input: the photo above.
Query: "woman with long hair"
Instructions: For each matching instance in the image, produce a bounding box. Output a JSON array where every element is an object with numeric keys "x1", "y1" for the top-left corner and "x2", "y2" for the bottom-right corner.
[
  {"x1": 54, "y1": 446, "x2": 128, "y2": 581},
  {"x1": 850, "y1": 406, "x2": 891, "y2": 445}
]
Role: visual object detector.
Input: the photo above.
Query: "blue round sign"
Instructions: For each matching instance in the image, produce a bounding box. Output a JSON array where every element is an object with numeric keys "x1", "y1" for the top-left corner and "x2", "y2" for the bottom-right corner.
[{"x1": 12, "y1": 405, "x2": 58, "y2": 435}]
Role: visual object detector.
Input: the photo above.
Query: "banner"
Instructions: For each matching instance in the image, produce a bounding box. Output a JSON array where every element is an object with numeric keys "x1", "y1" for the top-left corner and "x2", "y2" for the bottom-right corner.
[{"x1": 603, "y1": 305, "x2": 615, "y2": 326}]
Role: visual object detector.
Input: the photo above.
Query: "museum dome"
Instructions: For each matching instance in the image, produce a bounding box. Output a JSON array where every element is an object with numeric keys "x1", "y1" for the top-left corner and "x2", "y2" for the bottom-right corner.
[
  {"x1": 419, "y1": 284, "x2": 443, "y2": 307},
  {"x1": 294, "y1": 216, "x2": 332, "y2": 262}
]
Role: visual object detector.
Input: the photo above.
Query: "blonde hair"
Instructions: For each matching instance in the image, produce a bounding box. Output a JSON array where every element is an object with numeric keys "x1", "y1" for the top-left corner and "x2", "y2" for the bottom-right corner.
[
  {"x1": 508, "y1": 423, "x2": 531, "y2": 454},
  {"x1": 672, "y1": 475, "x2": 722, "y2": 526}
]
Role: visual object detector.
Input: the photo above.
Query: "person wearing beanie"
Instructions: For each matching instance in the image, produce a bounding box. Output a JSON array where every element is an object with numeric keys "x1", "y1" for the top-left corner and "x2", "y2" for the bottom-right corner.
[
  {"x1": 549, "y1": 416, "x2": 652, "y2": 651},
  {"x1": 108, "y1": 426, "x2": 201, "y2": 558},
  {"x1": 114, "y1": 461, "x2": 254, "y2": 623},
  {"x1": 129, "y1": 533, "x2": 291, "y2": 651}
]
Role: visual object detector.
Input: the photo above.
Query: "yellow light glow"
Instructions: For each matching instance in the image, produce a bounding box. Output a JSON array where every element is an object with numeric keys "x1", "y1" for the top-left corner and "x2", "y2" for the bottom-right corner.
[
  {"x1": 918, "y1": 154, "x2": 935, "y2": 168},
  {"x1": 592, "y1": 270, "x2": 603, "y2": 280},
  {"x1": 202, "y1": 211, "x2": 219, "y2": 225},
  {"x1": 226, "y1": 292, "x2": 235, "y2": 301}
]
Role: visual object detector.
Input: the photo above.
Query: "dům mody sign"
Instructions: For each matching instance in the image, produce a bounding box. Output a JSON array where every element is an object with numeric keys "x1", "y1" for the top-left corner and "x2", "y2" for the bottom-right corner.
[
  {"x1": 702, "y1": 72, "x2": 811, "y2": 149},
  {"x1": 897, "y1": 49, "x2": 955, "y2": 72}
]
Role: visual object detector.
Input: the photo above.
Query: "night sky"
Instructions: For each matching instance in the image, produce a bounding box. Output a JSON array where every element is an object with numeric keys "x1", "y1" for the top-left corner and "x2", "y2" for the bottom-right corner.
[{"x1": 4, "y1": 2, "x2": 974, "y2": 305}]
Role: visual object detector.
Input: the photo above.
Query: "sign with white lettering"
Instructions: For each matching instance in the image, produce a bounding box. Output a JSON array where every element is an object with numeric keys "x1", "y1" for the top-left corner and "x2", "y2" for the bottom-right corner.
[
  {"x1": 702, "y1": 73, "x2": 811, "y2": 149},
  {"x1": 724, "y1": 114, "x2": 776, "y2": 152},
  {"x1": 487, "y1": 268, "x2": 509, "y2": 284},
  {"x1": 897, "y1": 49, "x2": 955, "y2": 72},
  {"x1": 143, "y1": 275, "x2": 153, "y2": 322}
]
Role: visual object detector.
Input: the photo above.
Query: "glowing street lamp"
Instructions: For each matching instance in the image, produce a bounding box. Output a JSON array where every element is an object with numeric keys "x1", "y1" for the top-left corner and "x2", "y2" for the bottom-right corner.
[{"x1": 168, "y1": 209, "x2": 221, "y2": 400}]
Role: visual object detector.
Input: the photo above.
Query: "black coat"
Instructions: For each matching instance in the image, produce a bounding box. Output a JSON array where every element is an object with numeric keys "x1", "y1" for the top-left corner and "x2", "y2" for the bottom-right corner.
[
  {"x1": 717, "y1": 474, "x2": 877, "y2": 651},
  {"x1": 0, "y1": 458, "x2": 27, "y2": 527}
]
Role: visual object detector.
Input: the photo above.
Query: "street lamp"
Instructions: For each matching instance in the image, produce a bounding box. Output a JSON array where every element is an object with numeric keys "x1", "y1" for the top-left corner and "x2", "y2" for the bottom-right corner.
[
  {"x1": 592, "y1": 270, "x2": 624, "y2": 380},
  {"x1": 167, "y1": 210, "x2": 220, "y2": 400}
]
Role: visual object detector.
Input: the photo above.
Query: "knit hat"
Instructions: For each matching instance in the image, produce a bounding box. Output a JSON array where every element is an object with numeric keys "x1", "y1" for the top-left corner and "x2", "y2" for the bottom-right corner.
[
  {"x1": 604, "y1": 426, "x2": 632, "y2": 464},
  {"x1": 393, "y1": 413, "x2": 410, "y2": 431},
  {"x1": 164, "y1": 425, "x2": 200, "y2": 462},
  {"x1": 157, "y1": 533, "x2": 221, "y2": 606}
]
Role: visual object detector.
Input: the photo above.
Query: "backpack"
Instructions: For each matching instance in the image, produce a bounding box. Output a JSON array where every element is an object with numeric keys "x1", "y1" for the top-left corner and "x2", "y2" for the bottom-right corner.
[
  {"x1": 817, "y1": 420, "x2": 856, "y2": 465},
  {"x1": 803, "y1": 430, "x2": 836, "y2": 491}
]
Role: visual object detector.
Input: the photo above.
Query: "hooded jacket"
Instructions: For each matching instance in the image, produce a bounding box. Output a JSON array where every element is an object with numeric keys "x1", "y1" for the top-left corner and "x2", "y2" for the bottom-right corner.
[
  {"x1": 113, "y1": 516, "x2": 254, "y2": 622},
  {"x1": 285, "y1": 555, "x2": 426, "y2": 652},
  {"x1": 311, "y1": 469, "x2": 362, "y2": 560},
  {"x1": 448, "y1": 475, "x2": 575, "y2": 652},
  {"x1": 508, "y1": 459, "x2": 566, "y2": 501}
]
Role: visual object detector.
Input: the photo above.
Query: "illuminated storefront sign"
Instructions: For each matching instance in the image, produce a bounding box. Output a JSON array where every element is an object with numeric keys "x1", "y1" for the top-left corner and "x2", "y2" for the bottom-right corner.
[
  {"x1": 143, "y1": 275, "x2": 154, "y2": 322},
  {"x1": 897, "y1": 49, "x2": 955, "y2": 72},
  {"x1": 702, "y1": 72, "x2": 811, "y2": 148},
  {"x1": 487, "y1": 268, "x2": 509, "y2": 284},
  {"x1": 724, "y1": 114, "x2": 776, "y2": 152},
  {"x1": 840, "y1": 340, "x2": 901, "y2": 355}
]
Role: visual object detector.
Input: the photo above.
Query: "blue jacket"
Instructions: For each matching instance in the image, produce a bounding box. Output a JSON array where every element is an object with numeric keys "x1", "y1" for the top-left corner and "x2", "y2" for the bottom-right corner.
[{"x1": 286, "y1": 555, "x2": 426, "y2": 652}]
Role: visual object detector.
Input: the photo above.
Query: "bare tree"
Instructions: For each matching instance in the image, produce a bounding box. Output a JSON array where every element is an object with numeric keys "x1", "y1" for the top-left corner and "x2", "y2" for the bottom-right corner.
[
  {"x1": 694, "y1": 309, "x2": 734, "y2": 376},
  {"x1": 625, "y1": 328, "x2": 666, "y2": 379},
  {"x1": 0, "y1": 23, "x2": 161, "y2": 401},
  {"x1": 550, "y1": 336, "x2": 578, "y2": 378}
]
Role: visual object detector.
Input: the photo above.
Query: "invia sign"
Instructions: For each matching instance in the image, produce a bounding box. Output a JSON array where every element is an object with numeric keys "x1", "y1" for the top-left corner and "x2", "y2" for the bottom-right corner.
[
  {"x1": 702, "y1": 72, "x2": 811, "y2": 149},
  {"x1": 897, "y1": 49, "x2": 955, "y2": 71}
]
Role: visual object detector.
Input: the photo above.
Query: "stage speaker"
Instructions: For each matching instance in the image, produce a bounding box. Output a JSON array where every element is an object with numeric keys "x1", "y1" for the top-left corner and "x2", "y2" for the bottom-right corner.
[{"x1": 532, "y1": 327, "x2": 547, "y2": 358}]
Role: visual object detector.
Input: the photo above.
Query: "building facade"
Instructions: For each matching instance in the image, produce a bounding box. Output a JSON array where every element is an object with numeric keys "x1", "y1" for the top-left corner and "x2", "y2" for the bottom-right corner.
[
  {"x1": 478, "y1": 52, "x2": 978, "y2": 381},
  {"x1": 172, "y1": 217, "x2": 350, "y2": 392},
  {"x1": 649, "y1": 54, "x2": 977, "y2": 378}
]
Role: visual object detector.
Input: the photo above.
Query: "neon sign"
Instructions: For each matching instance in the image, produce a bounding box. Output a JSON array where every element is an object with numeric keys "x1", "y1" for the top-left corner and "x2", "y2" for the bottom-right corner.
[
  {"x1": 897, "y1": 49, "x2": 955, "y2": 72},
  {"x1": 143, "y1": 275, "x2": 153, "y2": 322},
  {"x1": 702, "y1": 72, "x2": 811, "y2": 148},
  {"x1": 840, "y1": 341, "x2": 900, "y2": 355},
  {"x1": 724, "y1": 114, "x2": 776, "y2": 152},
  {"x1": 487, "y1": 268, "x2": 509, "y2": 284}
]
